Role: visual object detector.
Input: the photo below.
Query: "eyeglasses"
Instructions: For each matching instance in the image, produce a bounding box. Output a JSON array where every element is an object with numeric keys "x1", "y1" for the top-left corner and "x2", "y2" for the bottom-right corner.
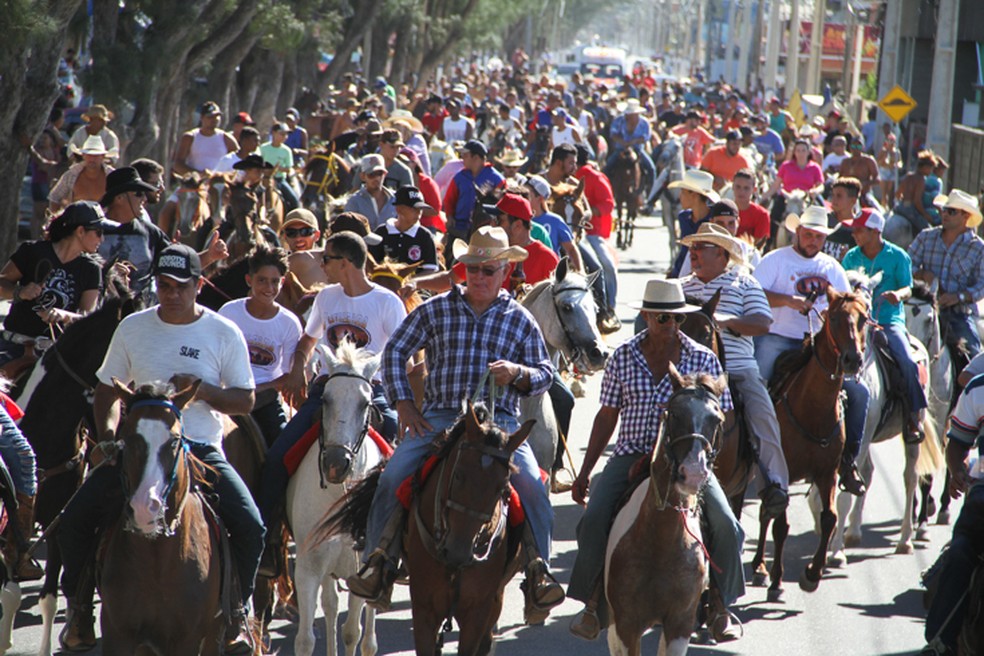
[
  {"x1": 85, "y1": 227, "x2": 104, "y2": 237},
  {"x1": 653, "y1": 313, "x2": 687, "y2": 324},
  {"x1": 942, "y1": 207, "x2": 964, "y2": 217},
  {"x1": 366, "y1": 171, "x2": 385, "y2": 178},
  {"x1": 689, "y1": 243, "x2": 720, "y2": 252},
  {"x1": 465, "y1": 264, "x2": 505, "y2": 277},
  {"x1": 322, "y1": 254, "x2": 346, "y2": 264},
  {"x1": 285, "y1": 227, "x2": 315, "y2": 238}
]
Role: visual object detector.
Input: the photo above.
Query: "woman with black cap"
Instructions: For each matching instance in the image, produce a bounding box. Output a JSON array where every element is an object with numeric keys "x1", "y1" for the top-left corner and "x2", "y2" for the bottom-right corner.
[{"x1": 0, "y1": 201, "x2": 117, "y2": 365}]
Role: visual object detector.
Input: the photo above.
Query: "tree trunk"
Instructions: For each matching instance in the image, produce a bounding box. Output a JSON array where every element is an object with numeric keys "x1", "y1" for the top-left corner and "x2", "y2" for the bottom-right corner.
[
  {"x1": 368, "y1": 22, "x2": 390, "y2": 80},
  {"x1": 390, "y1": 22, "x2": 412, "y2": 88},
  {"x1": 252, "y1": 50, "x2": 286, "y2": 129},
  {"x1": 318, "y1": 0, "x2": 386, "y2": 92},
  {"x1": 207, "y1": 33, "x2": 261, "y2": 122},
  {"x1": 278, "y1": 53, "x2": 298, "y2": 116}
]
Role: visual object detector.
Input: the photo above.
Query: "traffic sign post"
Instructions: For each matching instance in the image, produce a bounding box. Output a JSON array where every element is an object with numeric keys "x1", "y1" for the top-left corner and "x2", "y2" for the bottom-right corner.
[{"x1": 878, "y1": 85, "x2": 917, "y2": 123}]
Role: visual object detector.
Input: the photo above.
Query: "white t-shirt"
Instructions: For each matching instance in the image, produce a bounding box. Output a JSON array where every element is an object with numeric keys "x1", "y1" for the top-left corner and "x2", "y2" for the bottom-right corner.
[
  {"x1": 97, "y1": 306, "x2": 255, "y2": 448},
  {"x1": 822, "y1": 152, "x2": 848, "y2": 173},
  {"x1": 551, "y1": 125, "x2": 580, "y2": 147},
  {"x1": 304, "y1": 283, "x2": 407, "y2": 360},
  {"x1": 441, "y1": 116, "x2": 474, "y2": 143},
  {"x1": 213, "y1": 151, "x2": 244, "y2": 174},
  {"x1": 218, "y1": 299, "x2": 302, "y2": 385},
  {"x1": 753, "y1": 246, "x2": 851, "y2": 339}
]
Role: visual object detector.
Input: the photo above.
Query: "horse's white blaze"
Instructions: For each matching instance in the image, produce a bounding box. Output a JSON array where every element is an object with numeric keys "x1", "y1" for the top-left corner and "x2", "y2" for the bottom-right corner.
[
  {"x1": 678, "y1": 443, "x2": 710, "y2": 496},
  {"x1": 129, "y1": 418, "x2": 172, "y2": 533},
  {"x1": 14, "y1": 360, "x2": 46, "y2": 420},
  {"x1": 605, "y1": 482, "x2": 648, "y2": 586}
]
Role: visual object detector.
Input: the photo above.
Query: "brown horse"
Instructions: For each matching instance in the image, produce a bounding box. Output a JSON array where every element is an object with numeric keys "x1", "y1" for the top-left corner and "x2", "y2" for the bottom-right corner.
[
  {"x1": 99, "y1": 380, "x2": 227, "y2": 655},
  {"x1": 406, "y1": 404, "x2": 534, "y2": 655},
  {"x1": 605, "y1": 366, "x2": 725, "y2": 656},
  {"x1": 750, "y1": 287, "x2": 868, "y2": 601},
  {"x1": 301, "y1": 148, "x2": 354, "y2": 220},
  {"x1": 609, "y1": 148, "x2": 640, "y2": 250},
  {"x1": 548, "y1": 179, "x2": 590, "y2": 238},
  {"x1": 158, "y1": 173, "x2": 211, "y2": 244}
]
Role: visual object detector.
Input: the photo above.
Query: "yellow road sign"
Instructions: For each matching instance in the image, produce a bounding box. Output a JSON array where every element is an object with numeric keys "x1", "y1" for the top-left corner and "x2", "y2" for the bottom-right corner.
[{"x1": 878, "y1": 85, "x2": 917, "y2": 123}]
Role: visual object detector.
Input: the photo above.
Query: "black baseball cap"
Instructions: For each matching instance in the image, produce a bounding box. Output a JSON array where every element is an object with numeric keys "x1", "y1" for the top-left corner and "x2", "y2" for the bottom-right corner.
[
  {"x1": 155, "y1": 244, "x2": 202, "y2": 282},
  {"x1": 57, "y1": 201, "x2": 120, "y2": 231},
  {"x1": 709, "y1": 199, "x2": 740, "y2": 219},
  {"x1": 394, "y1": 186, "x2": 437, "y2": 216},
  {"x1": 460, "y1": 139, "x2": 488, "y2": 158},
  {"x1": 724, "y1": 129, "x2": 742, "y2": 141}
]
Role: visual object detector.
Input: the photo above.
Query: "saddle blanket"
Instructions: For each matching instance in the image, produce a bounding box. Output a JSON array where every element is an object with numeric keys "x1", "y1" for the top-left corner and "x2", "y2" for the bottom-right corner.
[{"x1": 283, "y1": 421, "x2": 394, "y2": 477}]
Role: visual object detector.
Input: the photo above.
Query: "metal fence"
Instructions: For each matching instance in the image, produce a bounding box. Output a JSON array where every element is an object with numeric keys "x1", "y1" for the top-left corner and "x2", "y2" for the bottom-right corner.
[{"x1": 950, "y1": 124, "x2": 984, "y2": 194}]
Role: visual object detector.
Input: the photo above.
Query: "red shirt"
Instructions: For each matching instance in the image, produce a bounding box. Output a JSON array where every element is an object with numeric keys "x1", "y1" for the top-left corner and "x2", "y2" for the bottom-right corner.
[
  {"x1": 422, "y1": 109, "x2": 448, "y2": 136},
  {"x1": 575, "y1": 164, "x2": 615, "y2": 238},
  {"x1": 416, "y1": 173, "x2": 447, "y2": 233},
  {"x1": 737, "y1": 202, "x2": 771, "y2": 242},
  {"x1": 521, "y1": 239, "x2": 560, "y2": 284}
]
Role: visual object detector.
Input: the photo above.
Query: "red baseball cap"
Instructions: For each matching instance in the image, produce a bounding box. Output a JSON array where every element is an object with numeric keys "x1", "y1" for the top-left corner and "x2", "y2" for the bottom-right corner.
[{"x1": 495, "y1": 193, "x2": 532, "y2": 222}]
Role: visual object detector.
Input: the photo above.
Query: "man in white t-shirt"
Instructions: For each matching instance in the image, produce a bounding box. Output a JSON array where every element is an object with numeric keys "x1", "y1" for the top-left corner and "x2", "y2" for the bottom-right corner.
[
  {"x1": 257, "y1": 230, "x2": 407, "y2": 577},
  {"x1": 57, "y1": 244, "x2": 261, "y2": 653},
  {"x1": 753, "y1": 207, "x2": 869, "y2": 495},
  {"x1": 219, "y1": 246, "x2": 302, "y2": 447}
]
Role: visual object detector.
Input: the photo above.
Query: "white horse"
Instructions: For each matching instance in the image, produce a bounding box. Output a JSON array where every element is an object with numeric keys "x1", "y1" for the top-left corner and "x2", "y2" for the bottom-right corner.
[
  {"x1": 288, "y1": 341, "x2": 380, "y2": 656},
  {"x1": 822, "y1": 273, "x2": 944, "y2": 564},
  {"x1": 521, "y1": 259, "x2": 610, "y2": 478},
  {"x1": 882, "y1": 212, "x2": 915, "y2": 251},
  {"x1": 653, "y1": 137, "x2": 684, "y2": 257}
]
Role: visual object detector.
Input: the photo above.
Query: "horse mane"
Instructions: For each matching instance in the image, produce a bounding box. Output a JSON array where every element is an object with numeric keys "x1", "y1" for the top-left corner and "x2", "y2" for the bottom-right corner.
[
  {"x1": 333, "y1": 338, "x2": 378, "y2": 372},
  {"x1": 521, "y1": 278, "x2": 552, "y2": 307},
  {"x1": 911, "y1": 279, "x2": 936, "y2": 306}
]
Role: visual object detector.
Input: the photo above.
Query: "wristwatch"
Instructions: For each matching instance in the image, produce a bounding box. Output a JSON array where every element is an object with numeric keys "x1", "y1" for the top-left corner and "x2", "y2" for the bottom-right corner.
[{"x1": 960, "y1": 291, "x2": 970, "y2": 304}]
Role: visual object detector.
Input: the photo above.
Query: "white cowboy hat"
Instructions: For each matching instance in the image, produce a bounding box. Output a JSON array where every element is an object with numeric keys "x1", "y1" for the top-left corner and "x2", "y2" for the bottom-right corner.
[
  {"x1": 679, "y1": 223, "x2": 747, "y2": 265},
  {"x1": 667, "y1": 170, "x2": 721, "y2": 203},
  {"x1": 385, "y1": 109, "x2": 425, "y2": 133},
  {"x1": 451, "y1": 226, "x2": 528, "y2": 265},
  {"x1": 634, "y1": 279, "x2": 702, "y2": 313},
  {"x1": 784, "y1": 205, "x2": 834, "y2": 235},
  {"x1": 934, "y1": 189, "x2": 983, "y2": 228},
  {"x1": 499, "y1": 149, "x2": 529, "y2": 168},
  {"x1": 622, "y1": 98, "x2": 646, "y2": 115},
  {"x1": 74, "y1": 134, "x2": 109, "y2": 157}
]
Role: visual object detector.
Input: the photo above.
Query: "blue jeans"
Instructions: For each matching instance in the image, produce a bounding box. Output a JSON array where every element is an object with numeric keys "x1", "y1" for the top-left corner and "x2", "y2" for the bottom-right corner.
[
  {"x1": 251, "y1": 396, "x2": 287, "y2": 449},
  {"x1": 577, "y1": 240, "x2": 610, "y2": 312},
  {"x1": 258, "y1": 379, "x2": 398, "y2": 526},
  {"x1": 925, "y1": 483, "x2": 984, "y2": 650},
  {"x1": 585, "y1": 234, "x2": 618, "y2": 312},
  {"x1": 754, "y1": 333, "x2": 801, "y2": 384},
  {"x1": 0, "y1": 405, "x2": 36, "y2": 496},
  {"x1": 59, "y1": 443, "x2": 265, "y2": 604},
  {"x1": 363, "y1": 409, "x2": 554, "y2": 565},
  {"x1": 882, "y1": 323, "x2": 928, "y2": 415},
  {"x1": 605, "y1": 145, "x2": 656, "y2": 200},
  {"x1": 942, "y1": 308, "x2": 982, "y2": 360},
  {"x1": 275, "y1": 177, "x2": 300, "y2": 214}
]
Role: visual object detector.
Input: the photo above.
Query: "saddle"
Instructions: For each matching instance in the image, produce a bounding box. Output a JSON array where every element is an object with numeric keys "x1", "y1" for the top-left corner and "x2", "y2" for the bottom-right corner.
[
  {"x1": 870, "y1": 328, "x2": 929, "y2": 436},
  {"x1": 282, "y1": 420, "x2": 393, "y2": 477}
]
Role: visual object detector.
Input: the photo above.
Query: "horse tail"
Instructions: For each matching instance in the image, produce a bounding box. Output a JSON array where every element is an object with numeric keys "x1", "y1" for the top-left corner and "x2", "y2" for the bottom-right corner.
[
  {"x1": 302, "y1": 465, "x2": 384, "y2": 554},
  {"x1": 915, "y1": 416, "x2": 944, "y2": 479}
]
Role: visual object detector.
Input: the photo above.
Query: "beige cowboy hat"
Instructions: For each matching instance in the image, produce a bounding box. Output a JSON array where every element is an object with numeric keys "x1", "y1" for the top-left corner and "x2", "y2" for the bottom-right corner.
[
  {"x1": 934, "y1": 189, "x2": 983, "y2": 228},
  {"x1": 385, "y1": 109, "x2": 425, "y2": 133},
  {"x1": 667, "y1": 170, "x2": 721, "y2": 203},
  {"x1": 499, "y1": 149, "x2": 529, "y2": 168},
  {"x1": 679, "y1": 223, "x2": 747, "y2": 265},
  {"x1": 633, "y1": 279, "x2": 702, "y2": 313},
  {"x1": 74, "y1": 134, "x2": 109, "y2": 157},
  {"x1": 784, "y1": 205, "x2": 834, "y2": 235},
  {"x1": 82, "y1": 104, "x2": 113, "y2": 122},
  {"x1": 451, "y1": 226, "x2": 528, "y2": 265},
  {"x1": 622, "y1": 98, "x2": 646, "y2": 115}
]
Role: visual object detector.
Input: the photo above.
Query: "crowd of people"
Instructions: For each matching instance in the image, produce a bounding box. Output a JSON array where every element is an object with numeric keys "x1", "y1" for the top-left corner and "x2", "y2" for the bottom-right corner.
[{"x1": 5, "y1": 50, "x2": 984, "y2": 656}]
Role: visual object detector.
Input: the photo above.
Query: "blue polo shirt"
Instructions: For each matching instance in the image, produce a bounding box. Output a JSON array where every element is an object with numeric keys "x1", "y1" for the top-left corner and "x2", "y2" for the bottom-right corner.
[
  {"x1": 533, "y1": 211, "x2": 574, "y2": 255},
  {"x1": 842, "y1": 241, "x2": 913, "y2": 327}
]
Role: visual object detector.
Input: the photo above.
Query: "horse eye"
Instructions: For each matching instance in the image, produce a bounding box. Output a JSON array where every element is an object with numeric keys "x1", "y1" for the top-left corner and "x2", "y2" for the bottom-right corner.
[
  {"x1": 911, "y1": 307, "x2": 921, "y2": 316},
  {"x1": 562, "y1": 302, "x2": 575, "y2": 312}
]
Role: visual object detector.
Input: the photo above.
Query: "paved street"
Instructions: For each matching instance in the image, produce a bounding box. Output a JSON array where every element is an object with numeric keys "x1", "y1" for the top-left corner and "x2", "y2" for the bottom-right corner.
[{"x1": 6, "y1": 214, "x2": 957, "y2": 655}]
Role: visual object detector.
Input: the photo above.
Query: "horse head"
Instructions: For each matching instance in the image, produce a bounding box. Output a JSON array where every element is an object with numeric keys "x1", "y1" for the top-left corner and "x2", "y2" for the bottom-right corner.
[
  {"x1": 433, "y1": 402, "x2": 533, "y2": 568},
  {"x1": 822, "y1": 286, "x2": 869, "y2": 376},
  {"x1": 545, "y1": 258, "x2": 609, "y2": 372},
  {"x1": 114, "y1": 379, "x2": 201, "y2": 538},
  {"x1": 174, "y1": 173, "x2": 210, "y2": 239},
  {"x1": 549, "y1": 179, "x2": 591, "y2": 232},
  {"x1": 369, "y1": 259, "x2": 424, "y2": 311},
  {"x1": 905, "y1": 279, "x2": 941, "y2": 355},
  {"x1": 656, "y1": 364, "x2": 726, "y2": 502},
  {"x1": 680, "y1": 290, "x2": 723, "y2": 360},
  {"x1": 315, "y1": 340, "x2": 381, "y2": 484}
]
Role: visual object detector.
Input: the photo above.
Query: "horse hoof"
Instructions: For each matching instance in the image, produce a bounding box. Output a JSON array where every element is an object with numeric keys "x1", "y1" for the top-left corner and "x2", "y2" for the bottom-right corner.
[
  {"x1": 798, "y1": 570, "x2": 820, "y2": 593},
  {"x1": 752, "y1": 572, "x2": 768, "y2": 587},
  {"x1": 895, "y1": 542, "x2": 914, "y2": 555},
  {"x1": 936, "y1": 509, "x2": 951, "y2": 525},
  {"x1": 767, "y1": 587, "x2": 783, "y2": 603},
  {"x1": 915, "y1": 525, "x2": 931, "y2": 543},
  {"x1": 827, "y1": 551, "x2": 847, "y2": 568},
  {"x1": 844, "y1": 534, "x2": 862, "y2": 549}
]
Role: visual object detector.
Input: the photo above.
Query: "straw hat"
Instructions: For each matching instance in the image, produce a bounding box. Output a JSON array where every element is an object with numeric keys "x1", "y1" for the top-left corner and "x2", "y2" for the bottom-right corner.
[
  {"x1": 451, "y1": 226, "x2": 528, "y2": 265},
  {"x1": 499, "y1": 149, "x2": 529, "y2": 168},
  {"x1": 75, "y1": 134, "x2": 109, "y2": 157},
  {"x1": 784, "y1": 205, "x2": 834, "y2": 235},
  {"x1": 934, "y1": 189, "x2": 983, "y2": 228},
  {"x1": 385, "y1": 109, "x2": 425, "y2": 133},
  {"x1": 82, "y1": 104, "x2": 113, "y2": 122},
  {"x1": 679, "y1": 223, "x2": 746, "y2": 265},
  {"x1": 634, "y1": 279, "x2": 702, "y2": 313},
  {"x1": 622, "y1": 98, "x2": 646, "y2": 115},
  {"x1": 667, "y1": 170, "x2": 721, "y2": 203}
]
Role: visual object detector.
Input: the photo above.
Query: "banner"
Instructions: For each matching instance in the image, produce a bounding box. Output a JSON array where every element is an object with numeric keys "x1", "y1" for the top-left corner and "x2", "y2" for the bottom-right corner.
[{"x1": 786, "y1": 21, "x2": 882, "y2": 73}]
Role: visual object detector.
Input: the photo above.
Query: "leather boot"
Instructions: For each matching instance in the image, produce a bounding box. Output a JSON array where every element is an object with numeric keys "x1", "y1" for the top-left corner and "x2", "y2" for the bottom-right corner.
[
  {"x1": 59, "y1": 597, "x2": 97, "y2": 652},
  {"x1": 345, "y1": 551, "x2": 396, "y2": 611},
  {"x1": 838, "y1": 458, "x2": 867, "y2": 496},
  {"x1": 257, "y1": 518, "x2": 285, "y2": 579},
  {"x1": 2, "y1": 493, "x2": 43, "y2": 581},
  {"x1": 224, "y1": 606, "x2": 255, "y2": 655},
  {"x1": 520, "y1": 558, "x2": 565, "y2": 625},
  {"x1": 706, "y1": 588, "x2": 742, "y2": 643}
]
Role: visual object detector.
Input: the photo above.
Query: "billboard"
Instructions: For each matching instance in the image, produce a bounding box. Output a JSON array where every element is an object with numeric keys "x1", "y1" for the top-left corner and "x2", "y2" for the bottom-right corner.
[{"x1": 785, "y1": 21, "x2": 882, "y2": 74}]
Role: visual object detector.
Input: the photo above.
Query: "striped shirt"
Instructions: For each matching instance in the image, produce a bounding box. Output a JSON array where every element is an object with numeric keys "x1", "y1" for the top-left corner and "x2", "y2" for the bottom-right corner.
[
  {"x1": 382, "y1": 285, "x2": 553, "y2": 417},
  {"x1": 600, "y1": 332, "x2": 732, "y2": 457},
  {"x1": 908, "y1": 227, "x2": 984, "y2": 314},
  {"x1": 947, "y1": 374, "x2": 984, "y2": 489},
  {"x1": 681, "y1": 267, "x2": 772, "y2": 372}
]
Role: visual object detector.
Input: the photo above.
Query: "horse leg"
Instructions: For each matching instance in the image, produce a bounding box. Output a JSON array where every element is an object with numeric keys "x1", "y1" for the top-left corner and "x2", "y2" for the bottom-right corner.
[
  {"x1": 750, "y1": 512, "x2": 771, "y2": 588},
  {"x1": 292, "y1": 550, "x2": 322, "y2": 656},
  {"x1": 359, "y1": 604, "x2": 377, "y2": 656},
  {"x1": 606, "y1": 619, "x2": 641, "y2": 656},
  {"x1": 827, "y1": 489, "x2": 854, "y2": 568},
  {"x1": 938, "y1": 469, "x2": 952, "y2": 524},
  {"x1": 410, "y1": 611, "x2": 441, "y2": 656},
  {"x1": 0, "y1": 580, "x2": 20, "y2": 654},
  {"x1": 251, "y1": 574, "x2": 275, "y2": 650},
  {"x1": 844, "y1": 456, "x2": 873, "y2": 548},
  {"x1": 800, "y1": 477, "x2": 836, "y2": 592},
  {"x1": 915, "y1": 476, "x2": 934, "y2": 542},
  {"x1": 40, "y1": 538, "x2": 66, "y2": 656},
  {"x1": 896, "y1": 442, "x2": 919, "y2": 554},
  {"x1": 767, "y1": 511, "x2": 789, "y2": 601}
]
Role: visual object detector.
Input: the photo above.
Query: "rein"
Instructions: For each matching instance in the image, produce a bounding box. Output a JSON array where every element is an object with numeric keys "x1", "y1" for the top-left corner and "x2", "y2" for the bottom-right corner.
[
  {"x1": 551, "y1": 281, "x2": 593, "y2": 364},
  {"x1": 304, "y1": 153, "x2": 340, "y2": 197},
  {"x1": 317, "y1": 370, "x2": 377, "y2": 489},
  {"x1": 651, "y1": 386, "x2": 721, "y2": 511}
]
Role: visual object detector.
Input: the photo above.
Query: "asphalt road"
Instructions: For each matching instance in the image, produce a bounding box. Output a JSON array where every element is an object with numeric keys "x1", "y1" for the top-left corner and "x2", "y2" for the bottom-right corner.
[{"x1": 5, "y1": 214, "x2": 957, "y2": 655}]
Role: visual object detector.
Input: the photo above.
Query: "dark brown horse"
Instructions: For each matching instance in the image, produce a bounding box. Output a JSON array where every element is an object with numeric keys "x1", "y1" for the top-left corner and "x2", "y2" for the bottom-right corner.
[
  {"x1": 405, "y1": 403, "x2": 534, "y2": 655},
  {"x1": 548, "y1": 179, "x2": 590, "y2": 238},
  {"x1": 99, "y1": 380, "x2": 227, "y2": 655},
  {"x1": 605, "y1": 366, "x2": 725, "y2": 656},
  {"x1": 750, "y1": 287, "x2": 869, "y2": 601},
  {"x1": 610, "y1": 148, "x2": 640, "y2": 250},
  {"x1": 301, "y1": 148, "x2": 354, "y2": 222}
]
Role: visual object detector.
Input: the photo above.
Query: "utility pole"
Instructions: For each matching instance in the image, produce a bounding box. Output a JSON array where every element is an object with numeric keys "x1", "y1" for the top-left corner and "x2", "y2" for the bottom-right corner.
[
  {"x1": 763, "y1": 0, "x2": 784, "y2": 97},
  {"x1": 751, "y1": 0, "x2": 766, "y2": 91},
  {"x1": 787, "y1": 0, "x2": 800, "y2": 93},
  {"x1": 805, "y1": 0, "x2": 825, "y2": 93},
  {"x1": 737, "y1": 0, "x2": 753, "y2": 90},
  {"x1": 841, "y1": 3, "x2": 855, "y2": 96},
  {"x1": 877, "y1": 0, "x2": 902, "y2": 102},
  {"x1": 926, "y1": 0, "x2": 960, "y2": 160},
  {"x1": 695, "y1": 0, "x2": 707, "y2": 76},
  {"x1": 724, "y1": 0, "x2": 740, "y2": 85}
]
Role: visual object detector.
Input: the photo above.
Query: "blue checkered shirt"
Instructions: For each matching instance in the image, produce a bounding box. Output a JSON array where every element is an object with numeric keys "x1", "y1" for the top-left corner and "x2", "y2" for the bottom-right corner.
[
  {"x1": 382, "y1": 285, "x2": 553, "y2": 417},
  {"x1": 908, "y1": 227, "x2": 984, "y2": 313},
  {"x1": 600, "y1": 331, "x2": 732, "y2": 457}
]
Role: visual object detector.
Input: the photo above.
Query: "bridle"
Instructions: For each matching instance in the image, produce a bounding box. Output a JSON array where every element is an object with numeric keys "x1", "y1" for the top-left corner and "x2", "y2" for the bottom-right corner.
[
  {"x1": 304, "y1": 152, "x2": 340, "y2": 198},
  {"x1": 317, "y1": 369, "x2": 379, "y2": 489},
  {"x1": 805, "y1": 297, "x2": 869, "y2": 382},
  {"x1": 550, "y1": 279, "x2": 595, "y2": 365},
  {"x1": 120, "y1": 399, "x2": 191, "y2": 538}
]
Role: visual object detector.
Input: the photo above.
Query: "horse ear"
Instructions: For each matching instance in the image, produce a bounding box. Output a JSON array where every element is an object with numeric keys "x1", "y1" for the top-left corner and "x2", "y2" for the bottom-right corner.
[
  {"x1": 703, "y1": 289, "x2": 721, "y2": 316},
  {"x1": 555, "y1": 257, "x2": 569, "y2": 282},
  {"x1": 112, "y1": 377, "x2": 134, "y2": 405},
  {"x1": 364, "y1": 354, "x2": 382, "y2": 382},
  {"x1": 172, "y1": 379, "x2": 202, "y2": 410},
  {"x1": 667, "y1": 362, "x2": 684, "y2": 390},
  {"x1": 506, "y1": 419, "x2": 536, "y2": 453},
  {"x1": 713, "y1": 373, "x2": 728, "y2": 397},
  {"x1": 465, "y1": 400, "x2": 482, "y2": 437},
  {"x1": 317, "y1": 344, "x2": 338, "y2": 372},
  {"x1": 586, "y1": 268, "x2": 601, "y2": 287}
]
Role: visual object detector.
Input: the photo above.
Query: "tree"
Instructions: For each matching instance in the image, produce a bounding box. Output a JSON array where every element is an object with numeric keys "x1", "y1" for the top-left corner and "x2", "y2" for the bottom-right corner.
[{"x1": 0, "y1": 0, "x2": 82, "y2": 259}]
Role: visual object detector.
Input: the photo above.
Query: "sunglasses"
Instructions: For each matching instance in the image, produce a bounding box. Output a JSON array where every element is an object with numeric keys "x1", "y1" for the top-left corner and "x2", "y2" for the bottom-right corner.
[
  {"x1": 942, "y1": 207, "x2": 964, "y2": 216},
  {"x1": 366, "y1": 171, "x2": 385, "y2": 178},
  {"x1": 654, "y1": 313, "x2": 687, "y2": 325},
  {"x1": 322, "y1": 254, "x2": 346, "y2": 264},
  {"x1": 284, "y1": 227, "x2": 315, "y2": 238},
  {"x1": 84, "y1": 227, "x2": 104, "y2": 237},
  {"x1": 465, "y1": 264, "x2": 505, "y2": 277}
]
